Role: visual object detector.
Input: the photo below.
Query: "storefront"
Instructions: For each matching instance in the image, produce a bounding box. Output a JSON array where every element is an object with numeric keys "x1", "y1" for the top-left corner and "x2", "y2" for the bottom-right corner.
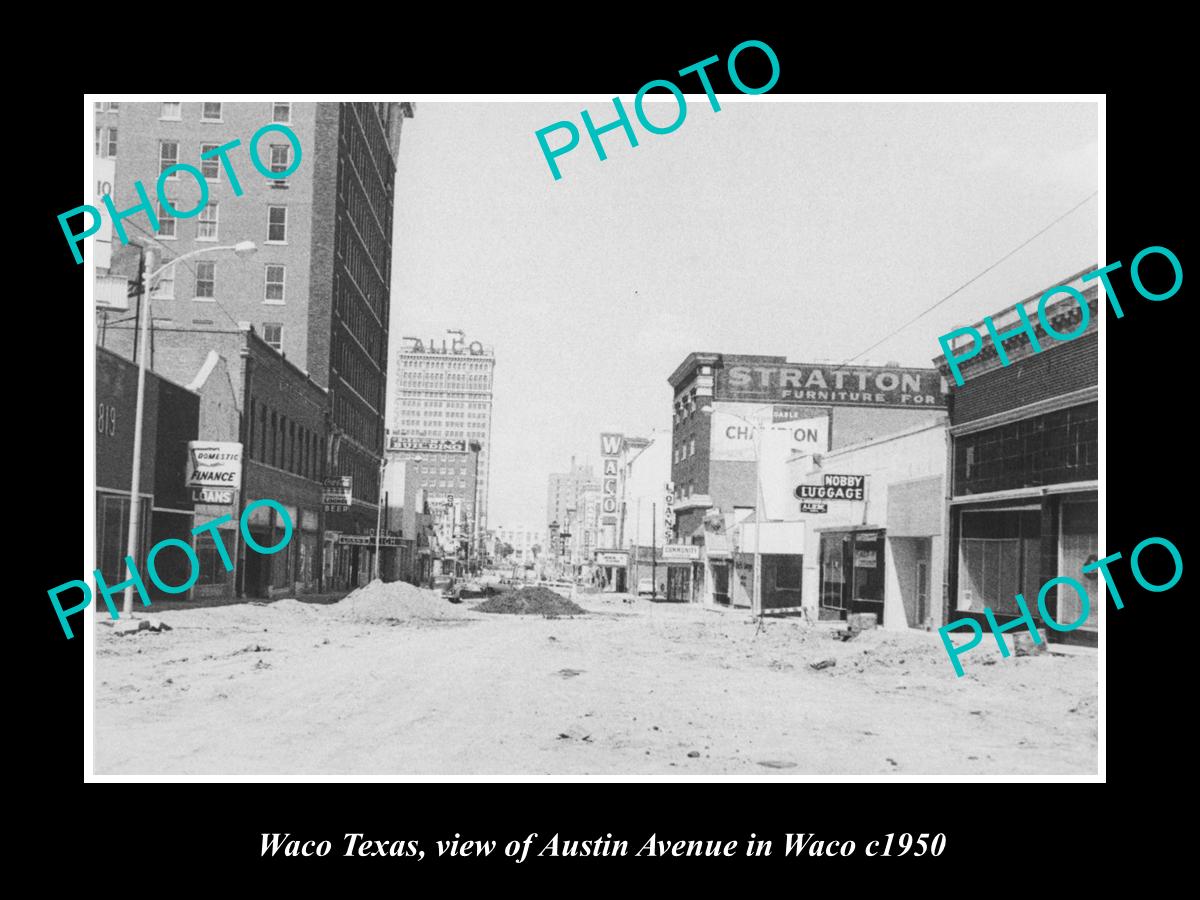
[
  {"x1": 594, "y1": 550, "x2": 629, "y2": 592},
  {"x1": 818, "y1": 527, "x2": 886, "y2": 623},
  {"x1": 937, "y1": 272, "x2": 1098, "y2": 644}
]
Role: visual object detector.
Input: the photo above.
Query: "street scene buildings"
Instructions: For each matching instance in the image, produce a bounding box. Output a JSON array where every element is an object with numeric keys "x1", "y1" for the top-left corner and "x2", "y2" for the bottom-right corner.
[{"x1": 90, "y1": 99, "x2": 1101, "y2": 776}]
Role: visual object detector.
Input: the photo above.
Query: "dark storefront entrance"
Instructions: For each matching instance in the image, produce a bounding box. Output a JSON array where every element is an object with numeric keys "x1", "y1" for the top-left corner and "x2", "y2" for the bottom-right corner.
[{"x1": 819, "y1": 528, "x2": 886, "y2": 624}]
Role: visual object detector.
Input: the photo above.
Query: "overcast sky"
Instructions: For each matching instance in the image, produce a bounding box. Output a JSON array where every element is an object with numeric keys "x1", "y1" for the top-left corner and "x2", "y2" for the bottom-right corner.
[{"x1": 387, "y1": 100, "x2": 1098, "y2": 528}]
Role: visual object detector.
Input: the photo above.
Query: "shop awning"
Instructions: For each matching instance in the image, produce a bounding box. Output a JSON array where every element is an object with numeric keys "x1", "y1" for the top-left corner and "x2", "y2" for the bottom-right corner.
[{"x1": 737, "y1": 521, "x2": 805, "y2": 554}]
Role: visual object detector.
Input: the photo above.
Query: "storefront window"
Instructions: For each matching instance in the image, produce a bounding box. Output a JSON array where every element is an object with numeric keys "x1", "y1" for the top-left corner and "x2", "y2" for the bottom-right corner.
[
  {"x1": 954, "y1": 403, "x2": 1097, "y2": 495},
  {"x1": 1059, "y1": 499, "x2": 1098, "y2": 630},
  {"x1": 96, "y1": 494, "x2": 150, "y2": 586},
  {"x1": 957, "y1": 509, "x2": 1040, "y2": 615}
]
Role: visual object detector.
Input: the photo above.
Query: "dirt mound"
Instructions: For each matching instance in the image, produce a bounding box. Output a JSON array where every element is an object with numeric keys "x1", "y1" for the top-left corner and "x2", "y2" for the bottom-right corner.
[
  {"x1": 473, "y1": 586, "x2": 585, "y2": 616},
  {"x1": 329, "y1": 580, "x2": 474, "y2": 624}
]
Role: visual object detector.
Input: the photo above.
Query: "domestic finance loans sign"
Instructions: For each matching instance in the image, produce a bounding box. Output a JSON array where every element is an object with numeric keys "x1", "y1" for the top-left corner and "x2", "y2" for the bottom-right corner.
[
  {"x1": 186, "y1": 441, "x2": 242, "y2": 497},
  {"x1": 717, "y1": 363, "x2": 945, "y2": 408}
]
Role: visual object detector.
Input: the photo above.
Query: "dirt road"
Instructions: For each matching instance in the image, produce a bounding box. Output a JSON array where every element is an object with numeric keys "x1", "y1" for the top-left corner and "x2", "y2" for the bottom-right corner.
[{"x1": 93, "y1": 583, "x2": 1097, "y2": 776}]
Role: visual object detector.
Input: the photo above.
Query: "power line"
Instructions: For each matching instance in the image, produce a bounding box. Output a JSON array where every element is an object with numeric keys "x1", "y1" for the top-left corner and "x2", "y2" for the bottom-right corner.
[{"x1": 830, "y1": 189, "x2": 1098, "y2": 373}]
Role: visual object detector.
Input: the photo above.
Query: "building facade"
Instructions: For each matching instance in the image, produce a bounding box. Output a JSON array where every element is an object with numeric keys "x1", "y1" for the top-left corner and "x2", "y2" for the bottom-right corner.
[
  {"x1": 392, "y1": 331, "x2": 496, "y2": 556},
  {"x1": 95, "y1": 101, "x2": 414, "y2": 593},
  {"x1": 667, "y1": 352, "x2": 947, "y2": 609},
  {"x1": 935, "y1": 270, "x2": 1099, "y2": 645}
]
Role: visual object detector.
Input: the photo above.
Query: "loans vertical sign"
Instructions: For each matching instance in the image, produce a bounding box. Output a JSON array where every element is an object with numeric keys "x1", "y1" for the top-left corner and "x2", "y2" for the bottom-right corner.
[{"x1": 600, "y1": 432, "x2": 622, "y2": 526}]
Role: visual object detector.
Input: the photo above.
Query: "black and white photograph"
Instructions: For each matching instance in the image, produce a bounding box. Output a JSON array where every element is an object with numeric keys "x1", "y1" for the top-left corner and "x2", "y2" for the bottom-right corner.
[{"x1": 78, "y1": 93, "x2": 1108, "y2": 778}]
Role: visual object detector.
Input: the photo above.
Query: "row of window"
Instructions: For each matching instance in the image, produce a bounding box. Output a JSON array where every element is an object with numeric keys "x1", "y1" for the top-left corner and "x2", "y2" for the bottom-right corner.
[
  {"x1": 151, "y1": 262, "x2": 285, "y2": 305},
  {"x1": 338, "y1": 163, "x2": 391, "y2": 286},
  {"x1": 336, "y1": 222, "x2": 386, "y2": 324},
  {"x1": 96, "y1": 101, "x2": 291, "y2": 123},
  {"x1": 400, "y1": 359, "x2": 491, "y2": 371},
  {"x1": 333, "y1": 331, "x2": 384, "y2": 410},
  {"x1": 332, "y1": 390, "x2": 383, "y2": 453},
  {"x1": 334, "y1": 273, "x2": 384, "y2": 366},
  {"x1": 160, "y1": 140, "x2": 291, "y2": 180},
  {"x1": 673, "y1": 437, "x2": 697, "y2": 463},
  {"x1": 153, "y1": 200, "x2": 287, "y2": 246},
  {"x1": 250, "y1": 399, "x2": 320, "y2": 478}
]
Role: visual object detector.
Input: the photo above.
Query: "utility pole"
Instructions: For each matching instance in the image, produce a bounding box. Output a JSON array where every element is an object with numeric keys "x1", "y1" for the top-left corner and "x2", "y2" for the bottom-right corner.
[
  {"x1": 651, "y1": 501, "x2": 657, "y2": 600},
  {"x1": 122, "y1": 246, "x2": 156, "y2": 616}
]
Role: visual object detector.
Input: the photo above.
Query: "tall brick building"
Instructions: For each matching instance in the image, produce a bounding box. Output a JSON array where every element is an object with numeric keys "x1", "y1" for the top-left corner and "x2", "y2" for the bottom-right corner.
[{"x1": 96, "y1": 101, "x2": 414, "y2": 591}]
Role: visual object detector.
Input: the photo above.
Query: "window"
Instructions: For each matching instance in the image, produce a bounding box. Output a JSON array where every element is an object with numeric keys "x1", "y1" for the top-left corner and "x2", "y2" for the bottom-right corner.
[
  {"x1": 195, "y1": 261, "x2": 215, "y2": 299},
  {"x1": 269, "y1": 144, "x2": 291, "y2": 175},
  {"x1": 201, "y1": 102, "x2": 222, "y2": 121},
  {"x1": 264, "y1": 265, "x2": 285, "y2": 303},
  {"x1": 159, "y1": 141, "x2": 178, "y2": 176},
  {"x1": 160, "y1": 102, "x2": 181, "y2": 120},
  {"x1": 200, "y1": 143, "x2": 221, "y2": 179},
  {"x1": 197, "y1": 202, "x2": 219, "y2": 240},
  {"x1": 267, "y1": 206, "x2": 287, "y2": 242},
  {"x1": 263, "y1": 322, "x2": 283, "y2": 351},
  {"x1": 95, "y1": 127, "x2": 117, "y2": 158},
  {"x1": 157, "y1": 202, "x2": 176, "y2": 238},
  {"x1": 94, "y1": 102, "x2": 119, "y2": 113},
  {"x1": 151, "y1": 271, "x2": 174, "y2": 300},
  {"x1": 272, "y1": 102, "x2": 291, "y2": 123}
]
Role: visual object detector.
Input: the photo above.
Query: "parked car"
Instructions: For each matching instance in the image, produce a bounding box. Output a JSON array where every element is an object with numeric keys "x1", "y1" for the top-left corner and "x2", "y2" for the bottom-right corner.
[
  {"x1": 636, "y1": 577, "x2": 657, "y2": 597},
  {"x1": 432, "y1": 575, "x2": 461, "y2": 602}
]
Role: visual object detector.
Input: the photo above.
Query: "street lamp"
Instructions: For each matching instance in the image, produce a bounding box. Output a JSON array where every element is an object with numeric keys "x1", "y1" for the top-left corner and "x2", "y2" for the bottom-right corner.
[
  {"x1": 121, "y1": 241, "x2": 257, "y2": 617},
  {"x1": 699, "y1": 403, "x2": 777, "y2": 617}
]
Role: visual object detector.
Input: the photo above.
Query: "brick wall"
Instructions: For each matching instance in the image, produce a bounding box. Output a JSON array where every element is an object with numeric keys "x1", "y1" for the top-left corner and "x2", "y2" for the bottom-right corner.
[{"x1": 952, "y1": 331, "x2": 1097, "y2": 425}]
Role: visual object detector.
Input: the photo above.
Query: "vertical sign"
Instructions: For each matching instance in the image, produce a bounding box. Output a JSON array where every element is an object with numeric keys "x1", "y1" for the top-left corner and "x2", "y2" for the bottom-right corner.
[
  {"x1": 600, "y1": 432, "x2": 622, "y2": 526},
  {"x1": 663, "y1": 481, "x2": 676, "y2": 541},
  {"x1": 94, "y1": 157, "x2": 115, "y2": 269}
]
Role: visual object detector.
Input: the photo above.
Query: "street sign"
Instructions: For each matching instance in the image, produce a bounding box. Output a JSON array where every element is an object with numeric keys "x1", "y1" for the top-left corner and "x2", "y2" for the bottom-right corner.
[
  {"x1": 323, "y1": 475, "x2": 353, "y2": 510},
  {"x1": 663, "y1": 544, "x2": 700, "y2": 561},
  {"x1": 799, "y1": 500, "x2": 828, "y2": 514},
  {"x1": 339, "y1": 534, "x2": 405, "y2": 547},
  {"x1": 387, "y1": 435, "x2": 468, "y2": 453}
]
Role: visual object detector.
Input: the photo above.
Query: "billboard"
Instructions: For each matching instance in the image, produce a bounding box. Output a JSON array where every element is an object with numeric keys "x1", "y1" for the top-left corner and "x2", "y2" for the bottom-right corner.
[
  {"x1": 716, "y1": 362, "x2": 945, "y2": 408},
  {"x1": 709, "y1": 403, "x2": 829, "y2": 463},
  {"x1": 185, "y1": 442, "x2": 242, "y2": 501}
]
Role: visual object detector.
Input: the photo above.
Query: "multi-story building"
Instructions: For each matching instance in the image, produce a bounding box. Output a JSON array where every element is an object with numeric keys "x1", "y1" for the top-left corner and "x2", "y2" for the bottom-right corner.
[
  {"x1": 95, "y1": 101, "x2": 414, "y2": 591},
  {"x1": 392, "y1": 331, "x2": 496, "y2": 555},
  {"x1": 546, "y1": 457, "x2": 599, "y2": 534},
  {"x1": 492, "y1": 525, "x2": 546, "y2": 564}
]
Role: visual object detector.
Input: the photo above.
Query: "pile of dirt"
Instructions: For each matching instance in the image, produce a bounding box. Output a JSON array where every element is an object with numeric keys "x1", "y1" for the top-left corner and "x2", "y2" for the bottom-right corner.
[
  {"x1": 329, "y1": 580, "x2": 474, "y2": 624},
  {"x1": 473, "y1": 586, "x2": 585, "y2": 617}
]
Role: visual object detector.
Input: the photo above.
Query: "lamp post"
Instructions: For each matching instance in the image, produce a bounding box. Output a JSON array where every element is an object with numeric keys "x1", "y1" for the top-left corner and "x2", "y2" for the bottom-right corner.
[
  {"x1": 122, "y1": 240, "x2": 257, "y2": 617},
  {"x1": 699, "y1": 403, "x2": 777, "y2": 617},
  {"x1": 373, "y1": 454, "x2": 388, "y2": 581}
]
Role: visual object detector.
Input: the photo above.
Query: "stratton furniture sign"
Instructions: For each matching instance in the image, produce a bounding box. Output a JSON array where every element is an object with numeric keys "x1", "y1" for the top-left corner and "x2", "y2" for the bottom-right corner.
[{"x1": 717, "y1": 363, "x2": 945, "y2": 408}]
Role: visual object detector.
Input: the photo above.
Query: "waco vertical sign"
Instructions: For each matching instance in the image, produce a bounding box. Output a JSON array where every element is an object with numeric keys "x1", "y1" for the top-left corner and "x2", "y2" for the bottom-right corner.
[{"x1": 600, "y1": 432, "x2": 622, "y2": 525}]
